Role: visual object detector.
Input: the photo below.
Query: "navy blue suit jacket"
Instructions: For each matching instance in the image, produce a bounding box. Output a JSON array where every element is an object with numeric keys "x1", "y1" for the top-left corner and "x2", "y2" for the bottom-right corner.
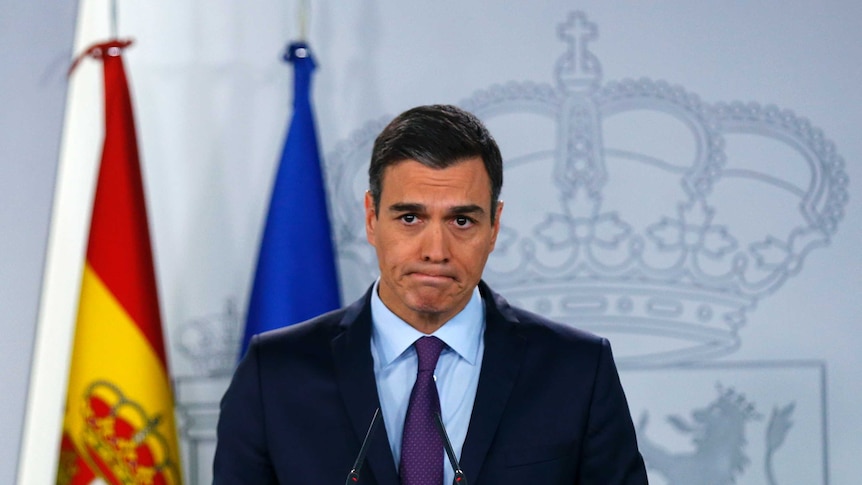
[{"x1": 214, "y1": 282, "x2": 647, "y2": 484}]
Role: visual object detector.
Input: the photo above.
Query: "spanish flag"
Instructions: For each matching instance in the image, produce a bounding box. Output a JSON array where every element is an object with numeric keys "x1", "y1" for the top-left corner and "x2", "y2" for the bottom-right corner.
[{"x1": 56, "y1": 40, "x2": 183, "y2": 485}]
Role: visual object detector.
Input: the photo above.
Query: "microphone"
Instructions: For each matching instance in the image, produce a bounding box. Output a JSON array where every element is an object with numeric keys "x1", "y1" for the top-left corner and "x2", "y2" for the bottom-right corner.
[
  {"x1": 434, "y1": 413, "x2": 469, "y2": 485},
  {"x1": 345, "y1": 408, "x2": 381, "y2": 485}
]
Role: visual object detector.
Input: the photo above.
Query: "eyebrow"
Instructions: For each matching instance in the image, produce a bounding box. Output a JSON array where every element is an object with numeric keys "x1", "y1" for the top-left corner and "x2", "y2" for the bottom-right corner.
[{"x1": 387, "y1": 203, "x2": 486, "y2": 216}]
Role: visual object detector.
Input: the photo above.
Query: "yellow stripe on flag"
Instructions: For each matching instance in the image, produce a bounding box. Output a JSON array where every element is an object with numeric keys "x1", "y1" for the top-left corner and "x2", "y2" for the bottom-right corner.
[{"x1": 62, "y1": 264, "x2": 181, "y2": 485}]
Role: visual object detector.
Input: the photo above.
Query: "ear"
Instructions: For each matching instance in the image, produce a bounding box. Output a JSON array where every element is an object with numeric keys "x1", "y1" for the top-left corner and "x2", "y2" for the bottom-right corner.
[
  {"x1": 489, "y1": 200, "x2": 504, "y2": 251},
  {"x1": 364, "y1": 191, "x2": 377, "y2": 247}
]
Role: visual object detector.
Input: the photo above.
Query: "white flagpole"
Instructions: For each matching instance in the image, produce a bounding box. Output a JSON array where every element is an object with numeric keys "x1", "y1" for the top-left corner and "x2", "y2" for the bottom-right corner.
[{"x1": 17, "y1": 1, "x2": 110, "y2": 483}]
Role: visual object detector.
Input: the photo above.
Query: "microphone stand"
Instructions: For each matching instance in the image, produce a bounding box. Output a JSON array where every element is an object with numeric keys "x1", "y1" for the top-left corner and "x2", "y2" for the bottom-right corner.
[
  {"x1": 435, "y1": 413, "x2": 469, "y2": 485},
  {"x1": 345, "y1": 408, "x2": 381, "y2": 485}
]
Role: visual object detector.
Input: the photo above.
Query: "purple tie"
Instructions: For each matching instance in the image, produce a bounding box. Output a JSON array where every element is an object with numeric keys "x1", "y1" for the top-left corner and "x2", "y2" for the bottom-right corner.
[{"x1": 400, "y1": 336, "x2": 446, "y2": 485}]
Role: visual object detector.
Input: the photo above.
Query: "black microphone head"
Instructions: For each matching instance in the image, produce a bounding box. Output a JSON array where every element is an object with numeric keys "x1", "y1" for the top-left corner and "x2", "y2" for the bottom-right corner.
[{"x1": 454, "y1": 470, "x2": 467, "y2": 484}]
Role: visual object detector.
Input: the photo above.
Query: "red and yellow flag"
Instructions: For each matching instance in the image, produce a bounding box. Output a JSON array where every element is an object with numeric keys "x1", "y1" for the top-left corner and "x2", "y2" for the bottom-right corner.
[{"x1": 57, "y1": 40, "x2": 183, "y2": 485}]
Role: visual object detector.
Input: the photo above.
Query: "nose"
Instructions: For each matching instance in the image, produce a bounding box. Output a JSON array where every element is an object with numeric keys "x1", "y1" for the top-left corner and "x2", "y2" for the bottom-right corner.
[{"x1": 421, "y1": 222, "x2": 450, "y2": 263}]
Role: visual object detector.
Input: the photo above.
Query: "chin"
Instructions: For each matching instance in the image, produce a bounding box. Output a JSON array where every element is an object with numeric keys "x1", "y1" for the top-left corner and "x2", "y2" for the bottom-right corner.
[
  {"x1": 407, "y1": 299, "x2": 448, "y2": 314},
  {"x1": 405, "y1": 297, "x2": 453, "y2": 316}
]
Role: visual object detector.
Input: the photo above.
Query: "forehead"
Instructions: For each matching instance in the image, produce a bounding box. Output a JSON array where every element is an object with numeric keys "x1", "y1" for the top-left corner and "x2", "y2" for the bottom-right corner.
[{"x1": 379, "y1": 158, "x2": 491, "y2": 203}]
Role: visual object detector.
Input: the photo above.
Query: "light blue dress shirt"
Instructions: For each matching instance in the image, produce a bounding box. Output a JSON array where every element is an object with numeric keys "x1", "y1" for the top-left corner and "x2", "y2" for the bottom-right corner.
[{"x1": 370, "y1": 281, "x2": 485, "y2": 485}]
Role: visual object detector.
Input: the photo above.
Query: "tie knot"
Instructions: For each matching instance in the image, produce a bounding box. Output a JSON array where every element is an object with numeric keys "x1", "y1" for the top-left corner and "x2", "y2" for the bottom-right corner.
[{"x1": 414, "y1": 336, "x2": 445, "y2": 372}]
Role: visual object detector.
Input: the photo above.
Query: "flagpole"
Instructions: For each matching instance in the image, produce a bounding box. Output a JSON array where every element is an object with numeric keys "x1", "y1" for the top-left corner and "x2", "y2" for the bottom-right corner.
[
  {"x1": 17, "y1": 2, "x2": 108, "y2": 484},
  {"x1": 110, "y1": 0, "x2": 118, "y2": 39},
  {"x1": 298, "y1": 0, "x2": 309, "y2": 40}
]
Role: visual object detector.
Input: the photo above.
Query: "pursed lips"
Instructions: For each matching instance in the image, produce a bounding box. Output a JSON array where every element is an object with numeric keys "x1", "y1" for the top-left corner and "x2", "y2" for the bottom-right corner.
[{"x1": 405, "y1": 269, "x2": 457, "y2": 283}]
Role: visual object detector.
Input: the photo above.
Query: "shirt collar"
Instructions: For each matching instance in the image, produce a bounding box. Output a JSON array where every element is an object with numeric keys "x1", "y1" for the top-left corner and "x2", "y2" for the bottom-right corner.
[{"x1": 370, "y1": 279, "x2": 484, "y2": 367}]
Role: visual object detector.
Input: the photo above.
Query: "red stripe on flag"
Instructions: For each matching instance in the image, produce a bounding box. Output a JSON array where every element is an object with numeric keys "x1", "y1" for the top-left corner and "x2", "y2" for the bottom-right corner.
[{"x1": 85, "y1": 44, "x2": 167, "y2": 366}]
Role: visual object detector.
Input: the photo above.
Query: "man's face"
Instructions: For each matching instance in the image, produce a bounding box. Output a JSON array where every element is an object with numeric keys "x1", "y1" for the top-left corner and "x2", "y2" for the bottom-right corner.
[{"x1": 365, "y1": 157, "x2": 502, "y2": 332}]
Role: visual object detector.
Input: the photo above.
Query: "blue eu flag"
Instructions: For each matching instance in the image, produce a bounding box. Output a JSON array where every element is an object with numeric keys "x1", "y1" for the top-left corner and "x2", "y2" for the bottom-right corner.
[{"x1": 240, "y1": 42, "x2": 341, "y2": 357}]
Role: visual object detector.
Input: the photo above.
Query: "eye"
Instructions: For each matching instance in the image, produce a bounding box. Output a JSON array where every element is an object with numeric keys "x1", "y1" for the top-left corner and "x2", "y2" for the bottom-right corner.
[
  {"x1": 400, "y1": 214, "x2": 419, "y2": 224},
  {"x1": 454, "y1": 216, "x2": 474, "y2": 228}
]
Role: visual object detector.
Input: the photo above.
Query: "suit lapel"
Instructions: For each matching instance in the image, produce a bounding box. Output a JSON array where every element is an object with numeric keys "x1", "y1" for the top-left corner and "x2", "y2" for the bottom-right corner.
[
  {"x1": 460, "y1": 283, "x2": 527, "y2": 482},
  {"x1": 331, "y1": 289, "x2": 400, "y2": 485}
]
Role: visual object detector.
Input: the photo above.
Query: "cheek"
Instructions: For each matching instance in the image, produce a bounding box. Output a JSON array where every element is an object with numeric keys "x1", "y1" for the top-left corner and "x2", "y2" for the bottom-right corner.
[
  {"x1": 376, "y1": 234, "x2": 411, "y2": 264},
  {"x1": 458, "y1": 242, "x2": 491, "y2": 269}
]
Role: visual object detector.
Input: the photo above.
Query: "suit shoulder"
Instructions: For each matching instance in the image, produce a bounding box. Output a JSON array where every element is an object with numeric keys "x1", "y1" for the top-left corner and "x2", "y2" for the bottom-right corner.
[
  {"x1": 500, "y1": 304, "x2": 616, "y2": 369},
  {"x1": 509, "y1": 305, "x2": 604, "y2": 344},
  {"x1": 251, "y1": 306, "x2": 348, "y2": 353},
  {"x1": 482, "y1": 281, "x2": 606, "y2": 349}
]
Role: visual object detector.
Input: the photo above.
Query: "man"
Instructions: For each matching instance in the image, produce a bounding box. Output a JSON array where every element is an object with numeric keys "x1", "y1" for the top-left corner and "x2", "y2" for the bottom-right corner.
[{"x1": 214, "y1": 105, "x2": 648, "y2": 484}]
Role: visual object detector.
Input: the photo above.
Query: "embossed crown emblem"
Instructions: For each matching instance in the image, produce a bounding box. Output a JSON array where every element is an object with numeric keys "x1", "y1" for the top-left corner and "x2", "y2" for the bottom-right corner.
[
  {"x1": 327, "y1": 11, "x2": 848, "y2": 366},
  {"x1": 176, "y1": 300, "x2": 241, "y2": 376}
]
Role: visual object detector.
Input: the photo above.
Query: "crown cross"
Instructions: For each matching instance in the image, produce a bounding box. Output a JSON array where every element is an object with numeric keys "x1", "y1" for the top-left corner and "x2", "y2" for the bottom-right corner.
[
  {"x1": 556, "y1": 11, "x2": 602, "y2": 94},
  {"x1": 554, "y1": 12, "x2": 606, "y2": 197}
]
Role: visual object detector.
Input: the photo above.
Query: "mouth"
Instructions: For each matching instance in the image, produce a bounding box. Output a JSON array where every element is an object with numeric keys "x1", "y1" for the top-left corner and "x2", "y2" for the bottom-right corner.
[{"x1": 407, "y1": 271, "x2": 456, "y2": 284}]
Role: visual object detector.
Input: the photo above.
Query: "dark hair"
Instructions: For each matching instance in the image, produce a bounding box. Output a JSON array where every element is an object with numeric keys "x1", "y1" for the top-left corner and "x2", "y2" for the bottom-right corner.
[{"x1": 368, "y1": 104, "x2": 503, "y2": 222}]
